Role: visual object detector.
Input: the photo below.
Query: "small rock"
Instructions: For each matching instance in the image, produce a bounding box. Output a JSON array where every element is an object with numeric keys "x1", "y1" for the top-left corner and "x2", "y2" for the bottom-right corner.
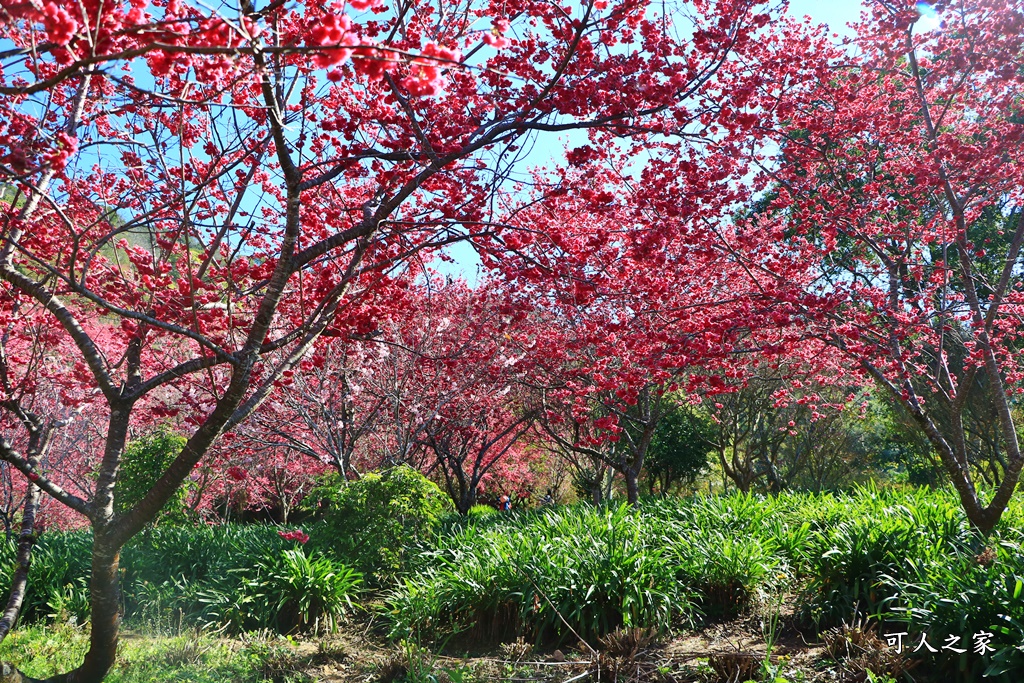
[{"x1": 551, "y1": 649, "x2": 565, "y2": 662}]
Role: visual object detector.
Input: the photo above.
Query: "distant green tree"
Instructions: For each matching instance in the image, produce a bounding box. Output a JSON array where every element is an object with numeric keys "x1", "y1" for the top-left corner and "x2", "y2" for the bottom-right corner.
[
  {"x1": 114, "y1": 430, "x2": 189, "y2": 524},
  {"x1": 314, "y1": 465, "x2": 453, "y2": 583},
  {"x1": 864, "y1": 392, "x2": 946, "y2": 488},
  {"x1": 645, "y1": 405, "x2": 714, "y2": 495}
]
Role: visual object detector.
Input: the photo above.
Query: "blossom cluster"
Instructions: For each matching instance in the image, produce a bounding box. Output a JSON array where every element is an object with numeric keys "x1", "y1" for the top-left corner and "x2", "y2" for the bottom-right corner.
[{"x1": 277, "y1": 529, "x2": 310, "y2": 544}]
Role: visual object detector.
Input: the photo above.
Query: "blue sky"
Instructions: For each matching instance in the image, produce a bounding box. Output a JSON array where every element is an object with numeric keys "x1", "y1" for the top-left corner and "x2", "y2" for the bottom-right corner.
[{"x1": 788, "y1": 0, "x2": 863, "y2": 35}]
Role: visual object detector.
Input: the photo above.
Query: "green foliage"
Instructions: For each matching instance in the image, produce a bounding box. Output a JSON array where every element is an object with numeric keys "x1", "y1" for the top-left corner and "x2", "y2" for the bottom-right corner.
[
  {"x1": 191, "y1": 543, "x2": 363, "y2": 636},
  {"x1": 115, "y1": 429, "x2": 190, "y2": 524},
  {"x1": 10, "y1": 485, "x2": 1024, "y2": 681},
  {"x1": 878, "y1": 528, "x2": 1024, "y2": 682},
  {"x1": 387, "y1": 483, "x2": 1024, "y2": 668},
  {"x1": 797, "y1": 486, "x2": 972, "y2": 629},
  {"x1": 390, "y1": 504, "x2": 696, "y2": 645},
  {"x1": 0, "y1": 523, "x2": 362, "y2": 637},
  {"x1": 120, "y1": 524, "x2": 288, "y2": 631},
  {"x1": 0, "y1": 532, "x2": 92, "y2": 625},
  {"x1": 669, "y1": 528, "x2": 780, "y2": 618},
  {"x1": 466, "y1": 504, "x2": 498, "y2": 520},
  {"x1": 0, "y1": 624, "x2": 303, "y2": 682},
  {"x1": 645, "y1": 405, "x2": 714, "y2": 493},
  {"x1": 256, "y1": 547, "x2": 362, "y2": 635},
  {"x1": 862, "y1": 393, "x2": 944, "y2": 488},
  {"x1": 45, "y1": 577, "x2": 91, "y2": 624},
  {"x1": 314, "y1": 465, "x2": 454, "y2": 583}
]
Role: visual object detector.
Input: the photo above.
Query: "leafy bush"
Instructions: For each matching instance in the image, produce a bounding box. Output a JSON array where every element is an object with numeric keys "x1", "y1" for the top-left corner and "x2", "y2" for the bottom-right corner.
[
  {"x1": 119, "y1": 523, "x2": 288, "y2": 630},
  {"x1": 0, "y1": 532, "x2": 93, "y2": 624},
  {"x1": 314, "y1": 465, "x2": 453, "y2": 582},
  {"x1": 797, "y1": 487, "x2": 971, "y2": 629},
  {"x1": 467, "y1": 504, "x2": 498, "y2": 519},
  {"x1": 669, "y1": 528, "x2": 781, "y2": 618},
  {"x1": 114, "y1": 429, "x2": 189, "y2": 525},
  {"x1": 44, "y1": 577, "x2": 90, "y2": 624},
  {"x1": 645, "y1": 405, "x2": 714, "y2": 493}
]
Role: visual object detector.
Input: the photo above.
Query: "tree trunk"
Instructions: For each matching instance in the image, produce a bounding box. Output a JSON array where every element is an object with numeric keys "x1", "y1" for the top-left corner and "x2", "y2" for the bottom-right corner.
[
  {"x1": 624, "y1": 468, "x2": 639, "y2": 506},
  {"x1": 0, "y1": 417, "x2": 58, "y2": 645},
  {"x1": 602, "y1": 469, "x2": 615, "y2": 501},
  {"x1": 456, "y1": 487, "x2": 475, "y2": 515},
  {"x1": 76, "y1": 536, "x2": 122, "y2": 683},
  {"x1": 0, "y1": 483, "x2": 40, "y2": 643},
  {"x1": 1, "y1": 533, "x2": 122, "y2": 683},
  {"x1": 762, "y1": 458, "x2": 784, "y2": 495}
]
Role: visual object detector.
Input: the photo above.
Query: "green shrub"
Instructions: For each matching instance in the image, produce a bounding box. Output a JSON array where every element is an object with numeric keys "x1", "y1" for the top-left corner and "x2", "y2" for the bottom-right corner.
[
  {"x1": 122, "y1": 524, "x2": 286, "y2": 590},
  {"x1": 645, "y1": 405, "x2": 714, "y2": 493},
  {"x1": 119, "y1": 523, "x2": 289, "y2": 630},
  {"x1": 879, "y1": 529, "x2": 1024, "y2": 681},
  {"x1": 315, "y1": 465, "x2": 453, "y2": 582},
  {"x1": 189, "y1": 542, "x2": 361, "y2": 636},
  {"x1": 44, "y1": 576, "x2": 90, "y2": 624},
  {"x1": 797, "y1": 488, "x2": 971, "y2": 630},
  {"x1": 115, "y1": 429, "x2": 190, "y2": 525},
  {"x1": 0, "y1": 532, "x2": 93, "y2": 624},
  {"x1": 669, "y1": 528, "x2": 782, "y2": 618},
  {"x1": 1, "y1": 523, "x2": 365, "y2": 636}
]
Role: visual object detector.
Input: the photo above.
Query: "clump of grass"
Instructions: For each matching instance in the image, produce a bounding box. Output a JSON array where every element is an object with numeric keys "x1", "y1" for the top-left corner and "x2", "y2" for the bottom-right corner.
[
  {"x1": 797, "y1": 487, "x2": 973, "y2": 629},
  {"x1": 878, "y1": 527, "x2": 1024, "y2": 681},
  {"x1": 259, "y1": 547, "x2": 362, "y2": 635},
  {"x1": 390, "y1": 504, "x2": 694, "y2": 645},
  {"x1": 0, "y1": 523, "x2": 361, "y2": 638},
  {"x1": 669, "y1": 528, "x2": 782, "y2": 618}
]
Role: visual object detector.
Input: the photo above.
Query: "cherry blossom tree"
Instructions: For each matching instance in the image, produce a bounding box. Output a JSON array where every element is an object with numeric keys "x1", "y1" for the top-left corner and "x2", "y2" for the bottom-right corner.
[
  {"x1": 232, "y1": 338, "x2": 395, "y2": 483},
  {"x1": 0, "y1": 316, "x2": 106, "y2": 641},
  {"x1": 496, "y1": 156, "x2": 817, "y2": 504},
  {"x1": 415, "y1": 292, "x2": 538, "y2": 512},
  {"x1": 0, "y1": 0, "x2": 800, "y2": 677},
  {"x1": 751, "y1": 0, "x2": 1024, "y2": 533},
  {"x1": 230, "y1": 277, "x2": 544, "y2": 514}
]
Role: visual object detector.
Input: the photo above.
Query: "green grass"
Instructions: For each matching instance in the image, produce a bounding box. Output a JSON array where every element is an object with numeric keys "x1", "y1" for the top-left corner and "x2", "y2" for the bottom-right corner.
[
  {"x1": 7, "y1": 485, "x2": 1024, "y2": 678},
  {"x1": 391, "y1": 503, "x2": 697, "y2": 646},
  {"x1": 390, "y1": 484, "x2": 1024, "y2": 673},
  {"x1": 0, "y1": 524, "x2": 361, "y2": 636},
  {"x1": 0, "y1": 624, "x2": 302, "y2": 682}
]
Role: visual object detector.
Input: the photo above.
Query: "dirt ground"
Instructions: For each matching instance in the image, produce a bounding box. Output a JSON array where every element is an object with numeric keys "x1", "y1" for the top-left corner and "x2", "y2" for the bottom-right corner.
[{"x1": 262, "y1": 610, "x2": 909, "y2": 683}]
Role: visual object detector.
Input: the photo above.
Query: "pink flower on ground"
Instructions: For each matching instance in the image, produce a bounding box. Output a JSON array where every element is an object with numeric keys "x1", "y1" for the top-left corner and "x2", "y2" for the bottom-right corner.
[{"x1": 278, "y1": 529, "x2": 310, "y2": 544}]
